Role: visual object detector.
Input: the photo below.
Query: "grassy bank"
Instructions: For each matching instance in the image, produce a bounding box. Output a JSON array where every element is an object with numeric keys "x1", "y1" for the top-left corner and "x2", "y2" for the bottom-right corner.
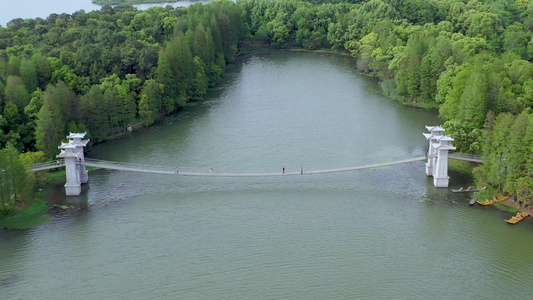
[
  {"x1": 380, "y1": 79, "x2": 439, "y2": 110},
  {"x1": 472, "y1": 183, "x2": 528, "y2": 215},
  {"x1": 448, "y1": 159, "x2": 478, "y2": 177},
  {"x1": 450, "y1": 162, "x2": 515, "y2": 211},
  {"x1": 237, "y1": 42, "x2": 351, "y2": 57},
  {"x1": 289, "y1": 48, "x2": 349, "y2": 55},
  {"x1": 0, "y1": 197, "x2": 49, "y2": 229},
  {"x1": 0, "y1": 170, "x2": 66, "y2": 230}
]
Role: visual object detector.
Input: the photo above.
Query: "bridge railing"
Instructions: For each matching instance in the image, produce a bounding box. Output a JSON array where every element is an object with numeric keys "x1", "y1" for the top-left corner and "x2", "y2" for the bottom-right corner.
[
  {"x1": 449, "y1": 152, "x2": 483, "y2": 163},
  {"x1": 29, "y1": 161, "x2": 65, "y2": 172},
  {"x1": 32, "y1": 154, "x2": 480, "y2": 174},
  {"x1": 80, "y1": 156, "x2": 429, "y2": 177},
  {"x1": 82, "y1": 158, "x2": 174, "y2": 173}
]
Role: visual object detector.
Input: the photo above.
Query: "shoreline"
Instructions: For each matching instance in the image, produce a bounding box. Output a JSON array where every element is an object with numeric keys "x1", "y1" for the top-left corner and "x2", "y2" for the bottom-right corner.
[
  {"x1": 92, "y1": 0, "x2": 179, "y2": 5},
  {"x1": 449, "y1": 159, "x2": 532, "y2": 218},
  {"x1": 0, "y1": 171, "x2": 66, "y2": 230},
  {"x1": 3, "y1": 46, "x2": 529, "y2": 229}
]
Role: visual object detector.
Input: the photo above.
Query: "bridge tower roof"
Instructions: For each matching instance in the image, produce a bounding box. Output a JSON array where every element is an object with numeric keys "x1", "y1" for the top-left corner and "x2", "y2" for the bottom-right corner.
[
  {"x1": 423, "y1": 125, "x2": 445, "y2": 140},
  {"x1": 425, "y1": 125, "x2": 445, "y2": 133},
  {"x1": 436, "y1": 136, "x2": 456, "y2": 150},
  {"x1": 67, "y1": 132, "x2": 87, "y2": 139},
  {"x1": 58, "y1": 142, "x2": 76, "y2": 150},
  {"x1": 57, "y1": 150, "x2": 78, "y2": 158}
]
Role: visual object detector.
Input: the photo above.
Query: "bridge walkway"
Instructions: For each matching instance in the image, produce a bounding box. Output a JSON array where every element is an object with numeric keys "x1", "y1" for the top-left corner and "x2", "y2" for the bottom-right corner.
[
  {"x1": 28, "y1": 153, "x2": 484, "y2": 174},
  {"x1": 80, "y1": 157, "x2": 428, "y2": 177},
  {"x1": 448, "y1": 153, "x2": 483, "y2": 163},
  {"x1": 30, "y1": 161, "x2": 65, "y2": 172}
]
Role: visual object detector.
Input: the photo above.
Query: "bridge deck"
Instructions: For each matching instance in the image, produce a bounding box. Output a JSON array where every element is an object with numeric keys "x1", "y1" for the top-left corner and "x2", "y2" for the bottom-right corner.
[
  {"x1": 80, "y1": 157, "x2": 427, "y2": 177},
  {"x1": 448, "y1": 154, "x2": 483, "y2": 163},
  {"x1": 30, "y1": 161, "x2": 65, "y2": 172},
  {"x1": 29, "y1": 154, "x2": 483, "y2": 175}
]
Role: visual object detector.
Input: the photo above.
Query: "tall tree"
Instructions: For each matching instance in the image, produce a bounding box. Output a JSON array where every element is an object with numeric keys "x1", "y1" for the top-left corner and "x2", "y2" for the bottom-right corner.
[
  {"x1": 504, "y1": 112, "x2": 530, "y2": 194},
  {"x1": 458, "y1": 70, "x2": 488, "y2": 129},
  {"x1": 31, "y1": 53, "x2": 52, "y2": 89},
  {"x1": 34, "y1": 82, "x2": 79, "y2": 157},
  {"x1": 80, "y1": 85, "x2": 109, "y2": 141},
  {"x1": 0, "y1": 143, "x2": 27, "y2": 210},
  {"x1": 19, "y1": 58, "x2": 38, "y2": 93},
  {"x1": 4, "y1": 76, "x2": 30, "y2": 111}
]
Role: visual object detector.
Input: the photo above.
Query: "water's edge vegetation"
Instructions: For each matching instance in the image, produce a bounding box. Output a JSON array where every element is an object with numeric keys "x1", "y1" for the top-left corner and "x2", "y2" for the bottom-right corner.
[
  {"x1": 2, "y1": 0, "x2": 533, "y2": 227},
  {"x1": 92, "y1": 0, "x2": 179, "y2": 5}
]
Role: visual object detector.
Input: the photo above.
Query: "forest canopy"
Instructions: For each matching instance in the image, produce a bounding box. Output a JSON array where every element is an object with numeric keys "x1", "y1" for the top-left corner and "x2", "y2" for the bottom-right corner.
[
  {"x1": 0, "y1": 0, "x2": 245, "y2": 156},
  {"x1": 0, "y1": 0, "x2": 246, "y2": 213}
]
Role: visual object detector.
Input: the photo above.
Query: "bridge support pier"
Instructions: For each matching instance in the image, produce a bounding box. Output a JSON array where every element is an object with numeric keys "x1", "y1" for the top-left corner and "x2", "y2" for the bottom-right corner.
[
  {"x1": 57, "y1": 133, "x2": 90, "y2": 196},
  {"x1": 64, "y1": 156, "x2": 81, "y2": 195},
  {"x1": 433, "y1": 136, "x2": 456, "y2": 187},
  {"x1": 423, "y1": 126, "x2": 444, "y2": 176},
  {"x1": 68, "y1": 133, "x2": 89, "y2": 184},
  {"x1": 424, "y1": 126, "x2": 456, "y2": 188}
]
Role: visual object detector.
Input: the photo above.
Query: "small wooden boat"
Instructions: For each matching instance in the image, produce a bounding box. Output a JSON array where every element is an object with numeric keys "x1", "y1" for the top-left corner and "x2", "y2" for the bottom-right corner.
[
  {"x1": 478, "y1": 199, "x2": 494, "y2": 206},
  {"x1": 469, "y1": 198, "x2": 477, "y2": 206},
  {"x1": 452, "y1": 186, "x2": 486, "y2": 193},
  {"x1": 477, "y1": 196, "x2": 508, "y2": 206},
  {"x1": 494, "y1": 196, "x2": 508, "y2": 203},
  {"x1": 505, "y1": 212, "x2": 529, "y2": 224}
]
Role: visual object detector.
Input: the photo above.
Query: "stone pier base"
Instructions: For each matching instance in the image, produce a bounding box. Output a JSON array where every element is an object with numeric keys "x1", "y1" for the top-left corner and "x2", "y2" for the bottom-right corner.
[
  {"x1": 65, "y1": 184, "x2": 81, "y2": 196},
  {"x1": 81, "y1": 172, "x2": 89, "y2": 184},
  {"x1": 425, "y1": 163, "x2": 433, "y2": 177},
  {"x1": 433, "y1": 177, "x2": 450, "y2": 188}
]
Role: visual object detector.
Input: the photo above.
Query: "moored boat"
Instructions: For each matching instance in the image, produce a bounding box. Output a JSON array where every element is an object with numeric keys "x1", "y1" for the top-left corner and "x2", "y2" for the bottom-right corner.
[
  {"x1": 477, "y1": 196, "x2": 508, "y2": 206},
  {"x1": 452, "y1": 186, "x2": 486, "y2": 193},
  {"x1": 452, "y1": 187, "x2": 478, "y2": 193},
  {"x1": 505, "y1": 212, "x2": 529, "y2": 224}
]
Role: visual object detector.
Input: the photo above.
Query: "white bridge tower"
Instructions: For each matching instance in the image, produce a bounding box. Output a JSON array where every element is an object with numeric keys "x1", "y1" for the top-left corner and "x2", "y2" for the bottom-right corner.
[
  {"x1": 57, "y1": 133, "x2": 90, "y2": 196},
  {"x1": 423, "y1": 126, "x2": 456, "y2": 187}
]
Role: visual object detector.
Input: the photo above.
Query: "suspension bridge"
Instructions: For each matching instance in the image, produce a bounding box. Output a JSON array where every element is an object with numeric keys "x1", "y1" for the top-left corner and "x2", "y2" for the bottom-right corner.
[
  {"x1": 29, "y1": 127, "x2": 481, "y2": 195},
  {"x1": 30, "y1": 154, "x2": 481, "y2": 175},
  {"x1": 31, "y1": 156, "x2": 434, "y2": 176}
]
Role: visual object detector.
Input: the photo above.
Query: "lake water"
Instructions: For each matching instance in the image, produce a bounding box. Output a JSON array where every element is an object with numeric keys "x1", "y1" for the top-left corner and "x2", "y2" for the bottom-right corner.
[
  {"x1": 1, "y1": 51, "x2": 532, "y2": 299},
  {"x1": 0, "y1": 0, "x2": 215, "y2": 27}
]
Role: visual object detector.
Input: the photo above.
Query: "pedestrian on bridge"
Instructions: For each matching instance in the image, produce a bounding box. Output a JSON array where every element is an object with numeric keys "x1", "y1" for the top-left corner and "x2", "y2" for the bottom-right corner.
[
  {"x1": 301, "y1": 167, "x2": 303, "y2": 174},
  {"x1": 283, "y1": 167, "x2": 285, "y2": 174},
  {"x1": 176, "y1": 167, "x2": 179, "y2": 173}
]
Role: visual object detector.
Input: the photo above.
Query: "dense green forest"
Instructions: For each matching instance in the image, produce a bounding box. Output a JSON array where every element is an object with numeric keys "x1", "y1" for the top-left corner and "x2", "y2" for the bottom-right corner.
[
  {"x1": 1, "y1": 0, "x2": 533, "y2": 215},
  {"x1": 0, "y1": 0, "x2": 246, "y2": 215}
]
